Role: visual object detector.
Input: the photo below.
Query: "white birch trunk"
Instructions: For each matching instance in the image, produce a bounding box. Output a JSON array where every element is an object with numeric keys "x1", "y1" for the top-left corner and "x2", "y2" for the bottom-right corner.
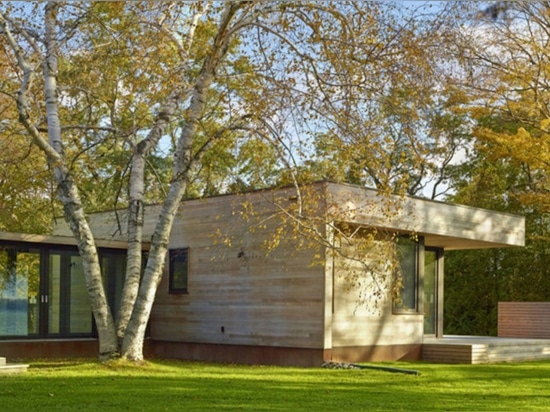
[
  {"x1": 42, "y1": 2, "x2": 117, "y2": 358},
  {"x1": 117, "y1": 92, "x2": 182, "y2": 343},
  {"x1": 120, "y1": 2, "x2": 242, "y2": 360},
  {"x1": 116, "y1": 3, "x2": 211, "y2": 344}
]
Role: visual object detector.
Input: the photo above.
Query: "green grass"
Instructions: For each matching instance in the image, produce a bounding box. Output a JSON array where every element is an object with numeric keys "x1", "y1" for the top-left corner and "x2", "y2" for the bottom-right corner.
[{"x1": 1, "y1": 359, "x2": 550, "y2": 411}]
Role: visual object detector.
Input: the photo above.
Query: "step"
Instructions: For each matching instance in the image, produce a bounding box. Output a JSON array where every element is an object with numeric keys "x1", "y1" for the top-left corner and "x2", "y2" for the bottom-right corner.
[
  {"x1": 423, "y1": 338, "x2": 550, "y2": 364},
  {"x1": 0, "y1": 357, "x2": 29, "y2": 374},
  {"x1": 0, "y1": 363, "x2": 29, "y2": 374}
]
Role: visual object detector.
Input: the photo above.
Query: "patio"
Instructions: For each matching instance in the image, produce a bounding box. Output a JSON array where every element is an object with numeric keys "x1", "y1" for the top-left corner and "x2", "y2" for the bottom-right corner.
[{"x1": 423, "y1": 335, "x2": 550, "y2": 364}]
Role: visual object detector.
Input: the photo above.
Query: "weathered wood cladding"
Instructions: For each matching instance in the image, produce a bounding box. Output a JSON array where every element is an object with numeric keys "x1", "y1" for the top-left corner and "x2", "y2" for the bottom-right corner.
[
  {"x1": 498, "y1": 302, "x2": 550, "y2": 339},
  {"x1": 330, "y1": 233, "x2": 423, "y2": 349},
  {"x1": 325, "y1": 182, "x2": 525, "y2": 250},
  {"x1": 149, "y1": 187, "x2": 328, "y2": 349},
  {"x1": 52, "y1": 186, "x2": 329, "y2": 350}
]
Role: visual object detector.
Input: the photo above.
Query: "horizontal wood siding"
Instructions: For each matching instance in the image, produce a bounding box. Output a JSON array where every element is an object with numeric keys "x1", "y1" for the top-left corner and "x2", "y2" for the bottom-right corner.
[
  {"x1": 150, "y1": 188, "x2": 327, "y2": 349},
  {"x1": 331, "y1": 234, "x2": 423, "y2": 348},
  {"x1": 422, "y1": 344, "x2": 474, "y2": 363},
  {"x1": 498, "y1": 302, "x2": 550, "y2": 339},
  {"x1": 423, "y1": 338, "x2": 550, "y2": 364},
  {"x1": 325, "y1": 182, "x2": 524, "y2": 250}
]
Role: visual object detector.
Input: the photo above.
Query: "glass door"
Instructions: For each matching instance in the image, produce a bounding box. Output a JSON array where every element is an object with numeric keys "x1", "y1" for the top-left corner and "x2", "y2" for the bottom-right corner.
[
  {"x1": 0, "y1": 246, "x2": 41, "y2": 336},
  {"x1": 48, "y1": 250, "x2": 92, "y2": 335},
  {"x1": 0, "y1": 242, "x2": 125, "y2": 339},
  {"x1": 424, "y1": 249, "x2": 438, "y2": 335}
]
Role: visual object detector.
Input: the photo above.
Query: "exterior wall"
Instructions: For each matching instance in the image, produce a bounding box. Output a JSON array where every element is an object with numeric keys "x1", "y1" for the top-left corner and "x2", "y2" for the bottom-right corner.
[
  {"x1": 328, "y1": 233, "x2": 424, "y2": 362},
  {"x1": 148, "y1": 188, "x2": 328, "y2": 353}
]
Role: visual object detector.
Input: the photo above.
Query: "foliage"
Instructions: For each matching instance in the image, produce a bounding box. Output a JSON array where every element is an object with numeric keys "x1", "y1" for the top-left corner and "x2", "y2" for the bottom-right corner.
[
  {"x1": 444, "y1": 144, "x2": 550, "y2": 335},
  {"x1": 450, "y1": 3, "x2": 550, "y2": 210},
  {"x1": 441, "y1": 3, "x2": 550, "y2": 336},
  {"x1": 270, "y1": 3, "x2": 467, "y2": 197},
  {"x1": 0, "y1": 45, "x2": 53, "y2": 233}
]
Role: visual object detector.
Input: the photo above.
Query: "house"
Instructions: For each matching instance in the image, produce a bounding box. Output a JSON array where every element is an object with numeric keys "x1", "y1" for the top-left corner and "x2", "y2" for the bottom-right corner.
[{"x1": 0, "y1": 182, "x2": 525, "y2": 365}]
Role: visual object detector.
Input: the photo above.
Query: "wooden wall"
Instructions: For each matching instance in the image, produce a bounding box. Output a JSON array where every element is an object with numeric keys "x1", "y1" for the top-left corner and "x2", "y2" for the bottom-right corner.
[
  {"x1": 325, "y1": 182, "x2": 525, "y2": 250},
  {"x1": 329, "y1": 233, "x2": 424, "y2": 350},
  {"x1": 148, "y1": 188, "x2": 328, "y2": 350},
  {"x1": 52, "y1": 183, "x2": 430, "y2": 360},
  {"x1": 498, "y1": 302, "x2": 550, "y2": 339}
]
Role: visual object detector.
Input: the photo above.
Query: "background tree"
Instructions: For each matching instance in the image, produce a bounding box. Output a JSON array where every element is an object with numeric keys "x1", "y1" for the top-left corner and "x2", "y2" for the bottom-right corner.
[
  {"x1": 0, "y1": 42, "x2": 53, "y2": 233},
  {"x1": 442, "y1": 2, "x2": 550, "y2": 335}
]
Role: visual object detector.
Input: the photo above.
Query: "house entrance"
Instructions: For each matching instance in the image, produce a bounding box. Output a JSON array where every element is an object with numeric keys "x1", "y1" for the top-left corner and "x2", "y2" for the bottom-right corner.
[
  {"x1": 423, "y1": 249, "x2": 439, "y2": 336},
  {"x1": 0, "y1": 242, "x2": 125, "y2": 339},
  {"x1": 0, "y1": 247, "x2": 40, "y2": 336}
]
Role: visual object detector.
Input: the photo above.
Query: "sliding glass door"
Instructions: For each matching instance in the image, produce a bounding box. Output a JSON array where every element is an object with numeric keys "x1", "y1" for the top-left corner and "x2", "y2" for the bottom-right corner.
[
  {"x1": 423, "y1": 248, "x2": 440, "y2": 336},
  {"x1": 48, "y1": 250, "x2": 92, "y2": 335},
  {"x1": 0, "y1": 242, "x2": 126, "y2": 339},
  {"x1": 0, "y1": 246, "x2": 40, "y2": 336}
]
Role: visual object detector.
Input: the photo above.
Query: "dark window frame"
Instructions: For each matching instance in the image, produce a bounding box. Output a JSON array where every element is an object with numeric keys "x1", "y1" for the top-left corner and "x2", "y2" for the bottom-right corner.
[
  {"x1": 0, "y1": 240, "x2": 128, "y2": 340},
  {"x1": 168, "y1": 248, "x2": 189, "y2": 294}
]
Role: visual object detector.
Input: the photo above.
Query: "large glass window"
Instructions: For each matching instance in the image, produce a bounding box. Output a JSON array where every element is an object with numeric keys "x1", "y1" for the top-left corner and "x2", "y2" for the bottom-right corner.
[
  {"x1": 0, "y1": 247, "x2": 40, "y2": 336},
  {"x1": 48, "y1": 250, "x2": 92, "y2": 335},
  {"x1": 101, "y1": 251, "x2": 126, "y2": 317},
  {"x1": 0, "y1": 242, "x2": 127, "y2": 339},
  {"x1": 393, "y1": 237, "x2": 419, "y2": 313},
  {"x1": 169, "y1": 248, "x2": 189, "y2": 294}
]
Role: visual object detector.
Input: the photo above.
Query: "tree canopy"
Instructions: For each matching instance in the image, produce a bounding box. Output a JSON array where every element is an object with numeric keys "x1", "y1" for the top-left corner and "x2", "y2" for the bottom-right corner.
[{"x1": 2, "y1": 0, "x2": 550, "y2": 352}]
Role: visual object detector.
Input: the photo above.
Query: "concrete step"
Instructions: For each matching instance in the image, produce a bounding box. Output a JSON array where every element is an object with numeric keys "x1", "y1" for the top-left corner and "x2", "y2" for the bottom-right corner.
[
  {"x1": 423, "y1": 337, "x2": 550, "y2": 364},
  {"x1": 0, "y1": 363, "x2": 29, "y2": 374},
  {"x1": 0, "y1": 357, "x2": 28, "y2": 374}
]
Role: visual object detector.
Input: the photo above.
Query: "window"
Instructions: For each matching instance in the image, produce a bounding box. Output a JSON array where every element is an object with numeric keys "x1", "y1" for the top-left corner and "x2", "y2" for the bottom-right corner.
[
  {"x1": 168, "y1": 248, "x2": 189, "y2": 294},
  {"x1": 393, "y1": 237, "x2": 418, "y2": 313},
  {"x1": 0, "y1": 242, "x2": 127, "y2": 339}
]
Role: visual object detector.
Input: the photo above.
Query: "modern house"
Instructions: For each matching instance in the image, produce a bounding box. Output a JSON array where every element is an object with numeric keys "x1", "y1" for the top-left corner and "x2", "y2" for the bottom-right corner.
[{"x1": 0, "y1": 182, "x2": 528, "y2": 365}]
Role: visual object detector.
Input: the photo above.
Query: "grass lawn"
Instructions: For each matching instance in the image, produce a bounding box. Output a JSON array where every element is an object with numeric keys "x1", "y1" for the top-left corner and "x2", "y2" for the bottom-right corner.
[{"x1": 1, "y1": 358, "x2": 550, "y2": 411}]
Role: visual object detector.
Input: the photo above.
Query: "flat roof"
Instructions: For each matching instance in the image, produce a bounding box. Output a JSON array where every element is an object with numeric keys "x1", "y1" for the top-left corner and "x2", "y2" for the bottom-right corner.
[
  {"x1": 326, "y1": 182, "x2": 525, "y2": 250},
  {"x1": 0, "y1": 231, "x2": 130, "y2": 250}
]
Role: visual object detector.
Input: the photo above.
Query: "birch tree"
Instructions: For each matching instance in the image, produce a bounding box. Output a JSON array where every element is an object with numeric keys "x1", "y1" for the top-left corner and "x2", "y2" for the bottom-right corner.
[
  {"x1": 0, "y1": 2, "x2": 119, "y2": 357},
  {"x1": 0, "y1": 1, "x2": 455, "y2": 360}
]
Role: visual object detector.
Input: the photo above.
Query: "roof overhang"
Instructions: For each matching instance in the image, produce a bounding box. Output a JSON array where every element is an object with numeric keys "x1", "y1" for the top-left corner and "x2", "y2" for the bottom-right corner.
[
  {"x1": 326, "y1": 182, "x2": 525, "y2": 251},
  {"x1": 0, "y1": 231, "x2": 131, "y2": 250}
]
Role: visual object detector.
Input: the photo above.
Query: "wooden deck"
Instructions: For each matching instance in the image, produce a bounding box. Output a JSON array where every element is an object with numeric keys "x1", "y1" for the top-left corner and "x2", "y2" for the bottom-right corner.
[{"x1": 422, "y1": 335, "x2": 550, "y2": 364}]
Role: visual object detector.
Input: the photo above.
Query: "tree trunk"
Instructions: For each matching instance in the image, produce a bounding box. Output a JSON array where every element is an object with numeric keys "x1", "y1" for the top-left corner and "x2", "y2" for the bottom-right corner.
[
  {"x1": 116, "y1": 91, "x2": 183, "y2": 344},
  {"x1": 120, "y1": 2, "x2": 243, "y2": 360},
  {"x1": 43, "y1": 2, "x2": 118, "y2": 358}
]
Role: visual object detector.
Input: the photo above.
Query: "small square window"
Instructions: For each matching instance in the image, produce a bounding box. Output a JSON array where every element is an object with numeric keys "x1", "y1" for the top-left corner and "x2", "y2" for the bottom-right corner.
[{"x1": 169, "y1": 248, "x2": 188, "y2": 294}]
